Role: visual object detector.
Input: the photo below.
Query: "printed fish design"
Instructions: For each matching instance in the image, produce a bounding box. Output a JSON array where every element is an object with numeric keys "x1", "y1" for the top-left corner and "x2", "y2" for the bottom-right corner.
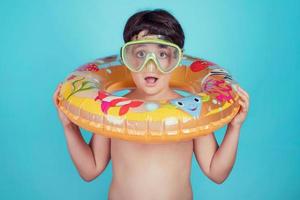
[
  {"x1": 94, "y1": 91, "x2": 144, "y2": 116},
  {"x1": 170, "y1": 95, "x2": 202, "y2": 118}
]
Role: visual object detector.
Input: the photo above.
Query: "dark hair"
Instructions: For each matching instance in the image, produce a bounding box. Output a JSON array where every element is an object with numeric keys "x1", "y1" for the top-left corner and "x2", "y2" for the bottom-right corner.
[{"x1": 123, "y1": 9, "x2": 185, "y2": 48}]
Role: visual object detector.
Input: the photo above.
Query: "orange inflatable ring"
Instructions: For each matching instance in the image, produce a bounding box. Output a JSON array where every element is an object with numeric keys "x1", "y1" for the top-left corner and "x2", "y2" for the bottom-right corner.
[{"x1": 58, "y1": 54, "x2": 240, "y2": 143}]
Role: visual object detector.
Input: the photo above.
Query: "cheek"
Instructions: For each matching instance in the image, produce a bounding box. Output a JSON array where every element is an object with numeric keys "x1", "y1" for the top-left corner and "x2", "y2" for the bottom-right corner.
[
  {"x1": 131, "y1": 73, "x2": 144, "y2": 86},
  {"x1": 159, "y1": 74, "x2": 172, "y2": 85}
]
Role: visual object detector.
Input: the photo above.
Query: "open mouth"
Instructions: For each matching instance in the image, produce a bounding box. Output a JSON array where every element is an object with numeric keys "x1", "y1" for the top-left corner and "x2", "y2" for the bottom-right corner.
[{"x1": 144, "y1": 76, "x2": 159, "y2": 85}]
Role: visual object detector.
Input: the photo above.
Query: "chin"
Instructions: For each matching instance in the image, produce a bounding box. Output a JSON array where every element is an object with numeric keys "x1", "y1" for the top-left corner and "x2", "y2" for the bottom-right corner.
[{"x1": 142, "y1": 86, "x2": 163, "y2": 96}]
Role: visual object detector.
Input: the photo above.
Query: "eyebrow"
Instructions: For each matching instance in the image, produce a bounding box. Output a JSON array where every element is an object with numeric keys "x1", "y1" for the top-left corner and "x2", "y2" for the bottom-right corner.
[
  {"x1": 130, "y1": 44, "x2": 146, "y2": 52},
  {"x1": 132, "y1": 44, "x2": 146, "y2": 49}
]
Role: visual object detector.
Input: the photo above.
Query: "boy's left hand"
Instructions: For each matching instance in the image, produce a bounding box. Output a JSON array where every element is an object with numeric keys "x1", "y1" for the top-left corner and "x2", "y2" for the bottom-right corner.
[{"x1": 229, "y1": 86, "x2": 250, "y2": 128}]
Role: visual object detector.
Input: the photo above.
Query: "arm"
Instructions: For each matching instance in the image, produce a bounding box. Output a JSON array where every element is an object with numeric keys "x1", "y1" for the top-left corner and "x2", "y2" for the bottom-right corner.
[
  {"x1": 193, "y1": 125, "x2": 240, "y2": 184},
  {"x1": 193, "y1": 86, "x2": 249, "y2": 184},
  {"x1": 63, "y1": 124, "x2": 111, "y2": 182},
  {"x1": 53, "y1": 84, "x2": 111, "y2": 182}
]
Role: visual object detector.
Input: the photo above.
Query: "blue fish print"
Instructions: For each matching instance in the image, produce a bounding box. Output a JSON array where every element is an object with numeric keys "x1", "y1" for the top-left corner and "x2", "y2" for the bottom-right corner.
[{"x1": 170, "y1": 95, "x2": 202, "y2": 118}]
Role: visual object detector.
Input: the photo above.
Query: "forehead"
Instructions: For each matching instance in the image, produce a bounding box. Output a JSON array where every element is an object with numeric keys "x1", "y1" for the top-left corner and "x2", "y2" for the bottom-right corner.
[
  {"x1": 132, "y1": 30, "x2": 162, "y2": 40},
  {"x1": 131, "y1": 43, "x2": 170, "y2": 49}
]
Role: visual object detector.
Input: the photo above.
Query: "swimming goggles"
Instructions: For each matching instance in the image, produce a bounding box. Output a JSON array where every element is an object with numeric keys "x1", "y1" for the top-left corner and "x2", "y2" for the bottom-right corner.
[{"x1": 120, "y1": 39, "x2": 183, "y2": 73}]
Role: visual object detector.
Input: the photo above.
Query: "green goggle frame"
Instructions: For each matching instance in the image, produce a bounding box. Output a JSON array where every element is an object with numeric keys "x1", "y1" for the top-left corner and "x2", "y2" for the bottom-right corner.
[{"x1": 120, "y1": 39, "x2": 183, "y2": 74}]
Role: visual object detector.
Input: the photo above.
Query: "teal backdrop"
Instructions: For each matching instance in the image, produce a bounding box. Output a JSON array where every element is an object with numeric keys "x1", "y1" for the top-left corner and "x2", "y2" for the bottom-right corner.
[{"x1": 1, "y1": 0, "x2": 299, "y2": 199}]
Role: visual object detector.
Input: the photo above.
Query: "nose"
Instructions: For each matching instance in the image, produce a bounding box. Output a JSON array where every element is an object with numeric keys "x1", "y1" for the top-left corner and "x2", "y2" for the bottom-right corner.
[{"x1": 144, "y1": 59, "x2": 159, "y2": 73}]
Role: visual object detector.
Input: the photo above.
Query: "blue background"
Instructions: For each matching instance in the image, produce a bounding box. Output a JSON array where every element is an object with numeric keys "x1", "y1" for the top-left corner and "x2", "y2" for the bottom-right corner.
[{"x1": 1, "y1": 0, "x2": 299, "y2": 199}]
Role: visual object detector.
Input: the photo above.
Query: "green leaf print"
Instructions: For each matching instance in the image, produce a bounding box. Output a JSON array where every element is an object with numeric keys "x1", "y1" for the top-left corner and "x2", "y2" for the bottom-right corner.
[{"x1": 66, "y1": 77, "x2": 97, "y2": 100}]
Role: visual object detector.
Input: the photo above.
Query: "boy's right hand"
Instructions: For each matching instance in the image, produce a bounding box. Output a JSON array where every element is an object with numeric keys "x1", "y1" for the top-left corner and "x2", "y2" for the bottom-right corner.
[{"x1": 53, "y1": 83, "x2": 76, "y2": 128}]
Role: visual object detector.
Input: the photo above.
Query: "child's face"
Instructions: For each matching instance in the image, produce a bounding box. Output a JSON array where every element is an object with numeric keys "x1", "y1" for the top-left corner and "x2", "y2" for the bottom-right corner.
[{"x1": 129, "y1": 31, "x2": 174, "y2": 96}]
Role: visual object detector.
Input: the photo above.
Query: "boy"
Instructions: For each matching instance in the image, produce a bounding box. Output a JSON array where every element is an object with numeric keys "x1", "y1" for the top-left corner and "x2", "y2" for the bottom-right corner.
[{"x1": 53, "y1": 9, "x2": 249, "y2": 200}]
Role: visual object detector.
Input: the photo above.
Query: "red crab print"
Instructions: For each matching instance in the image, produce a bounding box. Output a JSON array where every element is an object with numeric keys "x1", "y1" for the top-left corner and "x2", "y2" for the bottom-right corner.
[
  {"x1": 77, "y1": 63, "x2": 99, "y2": 72},
  {"x1": 94, "y1": 91, "x2": 144, "y2": 116},
  {"x1": 190, "y1": 60, "x2": 215, "y2": 72}
]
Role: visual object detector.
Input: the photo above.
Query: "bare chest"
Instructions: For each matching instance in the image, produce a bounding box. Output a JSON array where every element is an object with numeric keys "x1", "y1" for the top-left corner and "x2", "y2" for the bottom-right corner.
[
  {"x1": 109, "y1": 139, "x2": 194, "y2": 200},
  {"x1": 110, "y1": 139, "x2": 193, "y2": 175}
]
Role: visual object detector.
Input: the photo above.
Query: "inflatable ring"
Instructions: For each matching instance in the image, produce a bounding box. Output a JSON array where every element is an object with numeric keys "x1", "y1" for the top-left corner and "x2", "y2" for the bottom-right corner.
[{"x1": 58, "y1": 54, "x2": 240, "y2": 143}]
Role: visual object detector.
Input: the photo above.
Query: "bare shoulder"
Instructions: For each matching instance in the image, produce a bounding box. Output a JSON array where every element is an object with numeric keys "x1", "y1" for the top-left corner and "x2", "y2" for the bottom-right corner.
[
  {"x1": 90, "y1": 134, "x2": 111, "y2": 145},
  {"x1": 89, "y1": 134, "x2": 111, "y2": 157},
  {"x1": 193, "y1": 132, "x2": 218, "y2": 158},
  {"x1": 193, "y1": 132, "x2": 217, "y2": 144}
]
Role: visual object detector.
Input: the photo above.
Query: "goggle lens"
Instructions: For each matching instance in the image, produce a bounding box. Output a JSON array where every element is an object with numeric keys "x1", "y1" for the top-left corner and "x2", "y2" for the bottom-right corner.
[{"x1": 122, "y1": 41, "x2": 181, "y2": 73}]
